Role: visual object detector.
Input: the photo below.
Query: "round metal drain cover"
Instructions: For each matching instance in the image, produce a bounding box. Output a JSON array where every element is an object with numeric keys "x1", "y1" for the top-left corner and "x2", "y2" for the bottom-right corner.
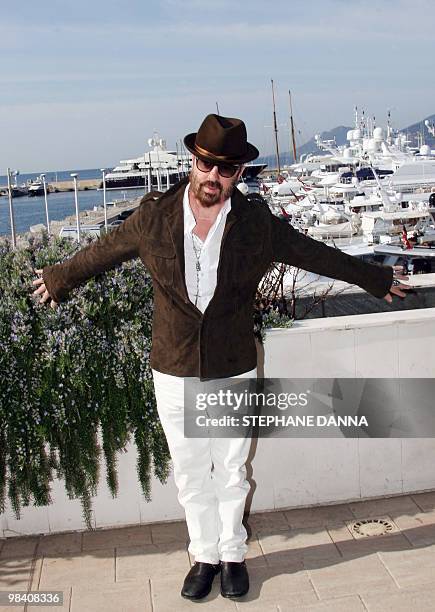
[{"x1": 351, "y1": 518, "x2": 394, "y2": 537}]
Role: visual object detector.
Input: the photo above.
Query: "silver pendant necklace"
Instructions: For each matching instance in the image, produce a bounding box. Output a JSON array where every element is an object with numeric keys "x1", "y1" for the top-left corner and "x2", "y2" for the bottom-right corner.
[{"x1": 191, "y1": 232, "x2": 203, "y2": 306}]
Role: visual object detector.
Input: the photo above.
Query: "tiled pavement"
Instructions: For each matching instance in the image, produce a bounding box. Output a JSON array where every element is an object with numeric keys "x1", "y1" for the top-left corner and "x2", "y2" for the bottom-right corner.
[{"x1": 2, "y1": 492, "x2": 435, "y2": 611}]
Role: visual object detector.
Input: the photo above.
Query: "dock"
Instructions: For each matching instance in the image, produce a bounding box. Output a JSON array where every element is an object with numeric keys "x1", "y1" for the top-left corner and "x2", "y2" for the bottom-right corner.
[
  {"x1": 48, "y1": 178, "x2": 101, "y2": 192},
  {"x1": 47, "y1": 197, "x2": 142, "y2": 237},
  {"x1": 0, "y1": 179, "x2": 101, "y2": 196}
]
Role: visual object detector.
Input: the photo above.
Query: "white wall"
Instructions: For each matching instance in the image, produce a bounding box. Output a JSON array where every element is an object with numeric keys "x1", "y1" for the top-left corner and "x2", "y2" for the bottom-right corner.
[
  {"x1": 259, "y1": 308, "x2": 435, "y2": 511},
  {"x1": 2, "y1": 308, "x2": 435, "y2": 536}
]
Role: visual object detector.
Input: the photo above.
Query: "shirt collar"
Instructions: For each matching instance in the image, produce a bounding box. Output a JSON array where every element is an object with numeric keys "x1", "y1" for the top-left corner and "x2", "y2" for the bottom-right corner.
[{"x1": 183, "y1": 183, "x2": 232, "y2": 236}]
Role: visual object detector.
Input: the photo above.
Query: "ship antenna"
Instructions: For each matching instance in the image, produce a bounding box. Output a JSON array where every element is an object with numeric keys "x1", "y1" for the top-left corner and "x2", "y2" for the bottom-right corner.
[
  {"x1": 289, "y1": 90, "x2": 297, "y2": 162},
  {"x1": 271, "y1": 79, "x2": 281, "y2": 174}
]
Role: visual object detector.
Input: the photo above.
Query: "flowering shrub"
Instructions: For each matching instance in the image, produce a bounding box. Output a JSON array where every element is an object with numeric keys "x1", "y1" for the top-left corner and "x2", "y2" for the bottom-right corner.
[
  {"x1": 0, "y1": 234, "x2": 170, "y2": 528},
  {"x1": 253, "y1": 301, "x2": 294, "y2": 342}
]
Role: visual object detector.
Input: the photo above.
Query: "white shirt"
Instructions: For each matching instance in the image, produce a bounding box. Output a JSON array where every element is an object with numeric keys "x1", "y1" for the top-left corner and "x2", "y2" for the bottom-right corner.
[{"x1": 183, "y1": 183, "x2": 231, "y2": 313}]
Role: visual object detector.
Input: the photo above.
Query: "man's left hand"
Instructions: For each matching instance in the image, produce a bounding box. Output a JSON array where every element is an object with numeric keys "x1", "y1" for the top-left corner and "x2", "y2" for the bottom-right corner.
[{"x1": 383, "y1": 266, "x2": 412, "y2": 303}]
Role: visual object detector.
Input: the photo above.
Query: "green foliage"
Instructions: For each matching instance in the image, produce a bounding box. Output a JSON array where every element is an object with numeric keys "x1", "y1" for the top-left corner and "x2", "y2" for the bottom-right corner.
[
  {"x1": 0, "y1": 234, "x2": 170, "y2": 529},
  {"x1": 254, "y1": 303, "x2": 294, "y2": 343}
]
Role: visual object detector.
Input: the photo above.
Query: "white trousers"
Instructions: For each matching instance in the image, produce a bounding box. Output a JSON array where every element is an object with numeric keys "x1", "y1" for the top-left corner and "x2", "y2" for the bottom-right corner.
[{"x1": 152, "y1": 367, "x2": 256, "y2": 564}]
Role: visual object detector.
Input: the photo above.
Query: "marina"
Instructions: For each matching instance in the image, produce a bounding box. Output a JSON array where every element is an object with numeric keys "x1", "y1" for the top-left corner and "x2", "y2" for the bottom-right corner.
[
  {"x1": 3, "y1": 106, "x2": 435, "y2": 255},
  {"x1": 258, "y1": 111, "x2": 435, "y2": 277},
  {"x1": 3, "y1": 111, "x2": 435, "y2": 286}
]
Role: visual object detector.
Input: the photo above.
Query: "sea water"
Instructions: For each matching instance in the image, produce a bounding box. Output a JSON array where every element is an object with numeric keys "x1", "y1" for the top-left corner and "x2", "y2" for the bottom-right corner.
[{"x1": 0, "y1": 168, "x2": 147, "y2": 236}]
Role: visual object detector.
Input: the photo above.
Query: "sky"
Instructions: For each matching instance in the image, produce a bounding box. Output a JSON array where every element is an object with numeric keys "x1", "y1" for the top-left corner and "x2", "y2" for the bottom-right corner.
[{"x1": 1, "y1": 0, "x2": 435, "y2": 172}]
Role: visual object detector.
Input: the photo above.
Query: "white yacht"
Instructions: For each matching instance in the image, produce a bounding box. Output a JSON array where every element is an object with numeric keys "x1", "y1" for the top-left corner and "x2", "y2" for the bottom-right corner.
[
  {"x1": 104, "y1": 133, "x2": 191, "y2": 191},
  {"x1": 387, "y1": 159, "x2": 435, "y2": 190},
  {"x1": 27, "y1": 175, "x2": 48, "y2": 197}
]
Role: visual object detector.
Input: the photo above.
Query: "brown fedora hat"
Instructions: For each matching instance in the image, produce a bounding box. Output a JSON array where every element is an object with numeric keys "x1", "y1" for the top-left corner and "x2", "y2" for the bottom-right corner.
[{"x1": 184, "y1": 114, "x2": 259, "y2": 164}]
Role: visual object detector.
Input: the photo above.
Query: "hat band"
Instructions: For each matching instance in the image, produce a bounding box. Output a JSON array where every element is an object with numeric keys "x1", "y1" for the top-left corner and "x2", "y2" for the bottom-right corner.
[{"x1": 194, "y1": 142, "x2": 244, "y2": 162}]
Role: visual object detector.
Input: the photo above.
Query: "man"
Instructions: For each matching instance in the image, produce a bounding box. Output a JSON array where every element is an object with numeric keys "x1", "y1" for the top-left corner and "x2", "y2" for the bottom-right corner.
[{"x1": 32, "y1": 113, "x2": 410, "y2": 600}]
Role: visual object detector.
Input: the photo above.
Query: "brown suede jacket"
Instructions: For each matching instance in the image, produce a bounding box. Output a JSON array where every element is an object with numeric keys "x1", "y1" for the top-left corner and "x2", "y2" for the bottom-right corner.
[{"x1": 42, "y1": 177, "x2": 393, "y2": 378}]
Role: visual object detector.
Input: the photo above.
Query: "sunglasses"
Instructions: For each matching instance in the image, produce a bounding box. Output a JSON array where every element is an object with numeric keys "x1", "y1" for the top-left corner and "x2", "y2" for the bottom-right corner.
[{"x1": 195, "y1": 157, "x2": 240, "y2": 178}]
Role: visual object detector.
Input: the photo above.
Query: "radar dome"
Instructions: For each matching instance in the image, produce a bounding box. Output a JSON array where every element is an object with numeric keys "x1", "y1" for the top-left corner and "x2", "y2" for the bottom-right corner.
[
  {"x1": 237, "y1": 183, "x2": 249, "y2": 195},
  {"x1": 420, "y1": 145, "x2": 431, "y2": 156},
  {"x1": 343, "y1": 148, "x2": 352, "y2": 158},
  {"x1": 353, "y1": 128, "x2": 362, "y2": 140},
  {"x1": 373, "y1": 127, "x2": 384, "y2": 141},
  {"x1": 347, "y1": 130, "x2": 355, "y2": 141}
]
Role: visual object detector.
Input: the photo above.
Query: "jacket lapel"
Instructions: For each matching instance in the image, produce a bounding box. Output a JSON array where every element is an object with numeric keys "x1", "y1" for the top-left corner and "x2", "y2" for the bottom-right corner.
[{"x1": 164, "y1": 186, "x2": 192, "y2": 308}]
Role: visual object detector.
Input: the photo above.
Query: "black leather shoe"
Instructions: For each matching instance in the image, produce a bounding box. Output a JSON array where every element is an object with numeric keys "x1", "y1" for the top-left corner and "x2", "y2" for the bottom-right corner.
[
  {"x1": 220, "y1": 560, "x2": 249, "y2": 598},
  {"x1": 181, "y1": 562, "x2": 221, "y2": 600}
]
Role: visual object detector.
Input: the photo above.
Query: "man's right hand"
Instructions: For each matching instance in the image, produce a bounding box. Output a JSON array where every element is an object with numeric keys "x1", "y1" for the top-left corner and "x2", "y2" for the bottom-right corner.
[{"x1": 31, "y1": 269, "x2": 59, "y2": 309}]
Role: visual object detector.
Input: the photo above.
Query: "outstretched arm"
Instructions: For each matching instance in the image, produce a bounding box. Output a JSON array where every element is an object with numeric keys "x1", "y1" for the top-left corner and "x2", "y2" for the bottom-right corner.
[
  {"x1": 270, "y1": 213, "x2": 411, "y2": 301},
  {"x1": 32, "y1": 200, "x2": 145, "y2": 305}
]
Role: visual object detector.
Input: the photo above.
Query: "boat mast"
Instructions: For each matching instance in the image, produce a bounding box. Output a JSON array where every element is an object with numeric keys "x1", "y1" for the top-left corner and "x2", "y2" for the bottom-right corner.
[
  {"x1": 271, "y1": 79, "x2": 281, "y2": 174},
  {"x1": 175, "y1": 141, "x2": 181, "y2": 181},
  {"x1": 216, "y1": 101, "x2": 220, "y2": 115},
  {"x1": 288, "y1": 89, "x2": 297, "y2": 163}
]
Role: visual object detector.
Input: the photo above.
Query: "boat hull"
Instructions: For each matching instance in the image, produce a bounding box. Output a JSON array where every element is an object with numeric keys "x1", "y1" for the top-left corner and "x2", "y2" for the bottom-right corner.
[
  {"x1": 103, "y1": 173, "x2": 185, "y2": 190},
  {"x1": 11, "y1": 188, "x2": 28, "y2": 198},
  {"x1": 28, "y1": 187, "x2": 46, "y2": 197}
]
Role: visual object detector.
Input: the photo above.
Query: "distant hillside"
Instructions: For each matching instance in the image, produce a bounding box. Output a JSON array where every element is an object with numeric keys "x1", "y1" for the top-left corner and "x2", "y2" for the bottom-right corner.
[
  {"x1": 258, "y1": 114, "x2": 435, "y2": 168},
  {"x1": 401, "y1": 113, "x2": 435, "y2": 148}
]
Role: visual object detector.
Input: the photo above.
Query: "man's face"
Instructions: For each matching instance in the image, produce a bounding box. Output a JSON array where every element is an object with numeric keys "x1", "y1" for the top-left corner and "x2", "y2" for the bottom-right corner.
[{"x1": 189, "y1": 156, "x2": 244, "y2": 207}]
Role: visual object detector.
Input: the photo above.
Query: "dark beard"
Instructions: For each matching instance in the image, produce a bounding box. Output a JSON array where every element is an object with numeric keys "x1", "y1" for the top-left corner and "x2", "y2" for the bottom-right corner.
[{"x1": 189, "y1": 171, "x2": 237, "y2": 207}]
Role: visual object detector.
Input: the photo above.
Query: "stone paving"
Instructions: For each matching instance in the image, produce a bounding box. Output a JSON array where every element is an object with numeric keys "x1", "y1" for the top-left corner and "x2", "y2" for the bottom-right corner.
[{"x1": 2, "y1": 492, "x2": 435, "y2": 611}]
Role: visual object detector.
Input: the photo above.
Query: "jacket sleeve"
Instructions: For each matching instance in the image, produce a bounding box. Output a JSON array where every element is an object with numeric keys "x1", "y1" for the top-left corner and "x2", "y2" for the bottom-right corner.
[
  {"x1": 270, "y1": 213, "x2": 394, "y2": 299},
  {"x1": 42, "y1": 202, "x2": 145, "y2": 303}
]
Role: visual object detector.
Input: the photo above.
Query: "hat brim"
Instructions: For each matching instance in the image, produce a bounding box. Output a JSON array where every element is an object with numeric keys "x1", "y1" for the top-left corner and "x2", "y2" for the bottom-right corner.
[{"x1": 183, "y1": 132, "x2": 259, "y2": 164}]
